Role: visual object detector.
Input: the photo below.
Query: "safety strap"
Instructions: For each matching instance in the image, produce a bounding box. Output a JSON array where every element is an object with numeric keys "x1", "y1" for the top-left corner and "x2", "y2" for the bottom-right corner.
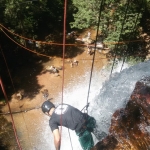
[{"x1": 81, "y1": 103, "x2": 90, "y2": 112}]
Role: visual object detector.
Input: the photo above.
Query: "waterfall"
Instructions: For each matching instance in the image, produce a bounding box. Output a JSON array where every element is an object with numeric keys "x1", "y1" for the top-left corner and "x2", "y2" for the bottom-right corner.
[
  {"x1": 32, "y1": 60, "x2": 150, "y2": 150},
  {"x1": 90, "y1": 60, "x2": 150, "y2": 140}
]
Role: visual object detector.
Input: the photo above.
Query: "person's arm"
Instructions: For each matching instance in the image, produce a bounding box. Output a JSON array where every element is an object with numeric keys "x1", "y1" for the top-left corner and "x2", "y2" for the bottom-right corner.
[{"x1": 53, "y1": 129, "x2": 61, "y2": 150}]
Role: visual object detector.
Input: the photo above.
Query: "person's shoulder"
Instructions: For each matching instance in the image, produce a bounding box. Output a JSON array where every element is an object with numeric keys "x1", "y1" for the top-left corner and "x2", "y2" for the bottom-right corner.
[
  {"x1": 63, "y1": 104, "x2": 75, "y2": 109},
  {"x1": 57, "y1": 103, "x2": 71, "y2": 107},
  {"x1": 56, "y1": 103, "x2": 76, "y2": 110}
]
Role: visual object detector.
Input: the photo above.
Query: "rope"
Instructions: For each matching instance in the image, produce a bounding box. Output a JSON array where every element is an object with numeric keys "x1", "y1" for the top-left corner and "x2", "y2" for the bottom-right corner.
[
  {"x1": 1, "y1": 28, "x2": 51, "y2": 58},
  {"x1": 0, "y1": 77, "x2": 22, "y2": 150},
  {"x1": 1, "y1": 28, "x2": 109, "y2": 61},
  {"x1": 59, "y1": 0, "x2": 71, "y2": 150},
  {"x1": 0, "y1": 45, "x2": 33, "y2": 148},
  {"x1": 120, "y1": 0, "x2": 144, "y2": 72},
  {"x1": 110, "y1": 0, "x2": 130, "y2": 77},
  {"x1": 0, "y1": 23, "x2": 86, "y2": 46},
  {"x1": 0, "y1": 2, "x2": 146, "y2": 150},
  {"x1": 81, "y1": 103, "x2": 90, "y2": 112},
  {"x1": 68, "y1": 129, "x2": 73, "y2": 150},
  {"x1": 0, "y1": 45, "x2": 16, "y2": 92},
  {"x1": 0, "y1": 23, "x2": 145, "y2": 46},
  {"x1": 86, "y1": 0, "x2": 105, "y2": 114},
  {"x1": 0, "y1": 106, "x2": 41, "y2": 115},
  {"x1": 1, "y1": 29, "x2": 145, "y2": 61}
]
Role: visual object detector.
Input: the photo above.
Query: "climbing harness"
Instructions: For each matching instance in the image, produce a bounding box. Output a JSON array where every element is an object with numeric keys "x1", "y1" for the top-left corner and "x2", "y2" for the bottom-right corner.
[
  {"x1": 81, "y1": 103, "x2": 90, "y2": 113},
  {"x1": 75, "y1": 115, "x2": 96, "y2": 150}
]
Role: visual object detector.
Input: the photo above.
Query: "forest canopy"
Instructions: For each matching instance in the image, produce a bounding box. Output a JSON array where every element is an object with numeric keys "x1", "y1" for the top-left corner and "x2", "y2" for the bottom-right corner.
[
  {"x1": 0, "y1": 0, "x2": 149, "y2": 42},
  {"x1": 0, "y1": 0, "x2": 149, "y2": 75},
  {"x1": 0, "y1": 0, "x2": 150, "y2": 68},
  {"x1": 71, "y1": 0, "x2": 150, "y2": 42}
]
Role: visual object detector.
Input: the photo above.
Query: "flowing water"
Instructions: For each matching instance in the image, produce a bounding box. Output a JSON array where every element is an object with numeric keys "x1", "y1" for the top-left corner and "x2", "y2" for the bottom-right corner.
[
  {"x1": 90, "y1": 60, "x2": 150, "y2": 139},
  {"x1": 4, "y1": 60, "x2": 150, "y2": 150},
  {"x1": 58, "y1": 60, "x2": 150, "y2": 150}
]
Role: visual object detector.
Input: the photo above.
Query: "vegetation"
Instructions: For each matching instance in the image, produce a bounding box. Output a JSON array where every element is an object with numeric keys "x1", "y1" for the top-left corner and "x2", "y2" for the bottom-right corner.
[
  {"x1": 71, "y1": 0, "x2": 149, "y2": 51},
  {"x1": 0, "y1": 0, "x2": 149, "y2": 63},
  {"x1": 0, "y1": 0, "x2": 149, "y2": 42}
]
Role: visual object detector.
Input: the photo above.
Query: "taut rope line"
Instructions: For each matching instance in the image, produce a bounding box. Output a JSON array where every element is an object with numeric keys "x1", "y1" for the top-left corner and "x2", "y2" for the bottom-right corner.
[
  {"x1": 110, "y1": 0, "x2": 131, "y2": 77},
  {"x1": 0, "y1": 77, "x2": 22, "y2": 150},
  {"x1": 86, "y1": 0, "x2": 105, "y2": 114},
  {"x1": 120, "y1": 0, "x2": 144, "y2": 72},
  {"x1": 59, "y1": 0, "x2": 74, "y2": 150},
  {"x1": 0, "y1": 23, "x2": 144, "y2": 46}
]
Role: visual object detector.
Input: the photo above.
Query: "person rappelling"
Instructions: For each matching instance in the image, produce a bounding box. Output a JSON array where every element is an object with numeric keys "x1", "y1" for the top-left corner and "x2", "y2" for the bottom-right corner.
[{"x1": 41, "y1": 100, "x2": 97, "y2": 150}]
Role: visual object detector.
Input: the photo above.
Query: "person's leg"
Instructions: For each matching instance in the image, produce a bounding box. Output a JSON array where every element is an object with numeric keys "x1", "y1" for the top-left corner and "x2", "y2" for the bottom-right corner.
[
  {"x1": 86, "y1": 116, "x2": 107, "y2": 140},
  {"x1": 77, "y1": 130, "x2": 94, "y2": 150},
  {"x1": 86, "y1": 116, "x2": 96, "y2": 132}
]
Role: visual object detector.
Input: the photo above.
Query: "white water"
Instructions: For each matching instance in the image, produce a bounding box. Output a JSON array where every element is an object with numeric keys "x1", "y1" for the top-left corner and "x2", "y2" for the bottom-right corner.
[
  {"x1": 15, "y1": 60, "x2": 150, "y2": 150},
  {"x1": 45, "y1": 60, "x2": 130, "y2": 150}
]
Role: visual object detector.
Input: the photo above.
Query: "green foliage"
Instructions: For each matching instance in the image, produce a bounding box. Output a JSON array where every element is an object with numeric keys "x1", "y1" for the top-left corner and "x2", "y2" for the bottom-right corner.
[
  {"x1": 0, "y1": 0, "x2": 65, "y2": 39},
  {"x1": 126, "y1": 56, "x2": 144, "y2": 66},
  {"x1": 2, "y1": 0, "x2": 45, "y2": 35},
  {"x1": 145, "y1": 0, "x2": 150, "y2": 11},
  {"x1": 71, "y1": 0, "x2": 145, "y2": 45},
  {"x1": 0, "y1": 0, "x2": 149, "y2": 57},
  {"x1": 70, "y1": 0, "x2": 100, "y2": 29}
]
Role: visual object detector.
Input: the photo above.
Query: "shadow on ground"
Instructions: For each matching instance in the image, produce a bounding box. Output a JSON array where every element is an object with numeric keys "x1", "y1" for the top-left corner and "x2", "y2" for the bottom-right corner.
[
  {"x1": 0, "y1": 115, "x2": 17, "y2": 150},
  {"x1": 0, "y1": 37, "x2": 85, "y2": 101}
]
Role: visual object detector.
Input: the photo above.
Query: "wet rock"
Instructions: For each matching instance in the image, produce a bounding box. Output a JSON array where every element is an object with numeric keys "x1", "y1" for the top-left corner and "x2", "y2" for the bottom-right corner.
[
  {"x1": 93, "y1": 76, "x2": 150, "y2": 150},
  {"x1": 92, "y1": 135, "x2": 118, "y2": 150}
]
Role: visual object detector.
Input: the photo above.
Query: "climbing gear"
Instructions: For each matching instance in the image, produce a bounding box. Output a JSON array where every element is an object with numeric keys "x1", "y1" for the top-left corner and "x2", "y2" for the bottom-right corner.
[
  {"x1": 81, "y1": 103, "x2": 90, "y2": 113},
  {"x1": 41, "y1": 100, "x2": 55, "y2": 113},
  {"x1": 86, "y1": 116, "x2": 96, "y2": 132}
]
